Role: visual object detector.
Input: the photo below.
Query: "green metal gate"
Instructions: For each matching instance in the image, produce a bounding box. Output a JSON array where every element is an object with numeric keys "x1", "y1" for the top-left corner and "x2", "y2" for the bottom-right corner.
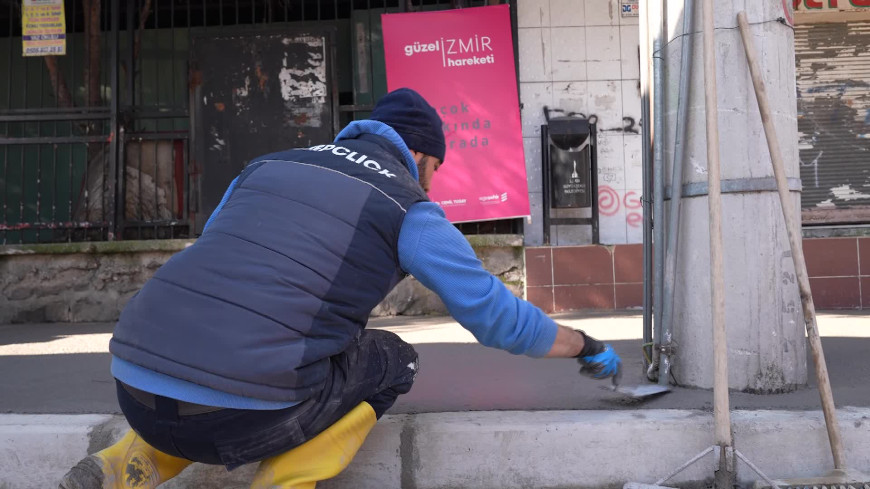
[{"x1": 0, "y1": 0, "x2": 518, "y2": 244}]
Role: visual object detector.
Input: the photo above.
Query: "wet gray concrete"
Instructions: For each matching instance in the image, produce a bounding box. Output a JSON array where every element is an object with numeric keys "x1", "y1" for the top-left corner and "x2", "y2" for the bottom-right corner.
[{"x1": 1, "y1": 312, "x2": 868, "y2": 415}]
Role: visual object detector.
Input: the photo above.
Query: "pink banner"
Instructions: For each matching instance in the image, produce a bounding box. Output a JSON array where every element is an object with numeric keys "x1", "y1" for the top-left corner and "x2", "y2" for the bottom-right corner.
[{"x1": 381, "y1": 5, "x2": 530, "y2": 223}]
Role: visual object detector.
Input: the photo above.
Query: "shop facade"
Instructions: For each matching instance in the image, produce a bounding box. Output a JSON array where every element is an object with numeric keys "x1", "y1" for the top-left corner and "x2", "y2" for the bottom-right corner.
[{"x1": 0, "y1": 0, "x2": 867, "y2": 322}]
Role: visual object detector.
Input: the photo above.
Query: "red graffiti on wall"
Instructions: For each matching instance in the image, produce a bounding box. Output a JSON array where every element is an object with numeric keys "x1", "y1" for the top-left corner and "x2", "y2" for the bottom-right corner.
[
  {"x1": 598, "y1": 186, "x2": 621, "y2": 216},
  {"x1": 597, "y1": 186, "x2": 644, "y2": 228},
  {"x1": 624, "y1": 190, "x2": 643, "y2": 228},
  {"x1": 624, "y1": 191, "x2": 641, "y2": 210}
]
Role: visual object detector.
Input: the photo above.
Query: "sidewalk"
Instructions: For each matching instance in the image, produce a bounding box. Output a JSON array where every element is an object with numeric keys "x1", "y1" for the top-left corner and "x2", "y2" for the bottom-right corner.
[{"x1": 1, "y1": 311, "x2": 869, "y2": 488}]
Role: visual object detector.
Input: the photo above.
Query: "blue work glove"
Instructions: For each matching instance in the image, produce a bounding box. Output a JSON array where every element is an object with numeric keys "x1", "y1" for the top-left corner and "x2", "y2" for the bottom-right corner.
[{"x1": 575, "y1": 330, "x2": 622, "y2": 379}]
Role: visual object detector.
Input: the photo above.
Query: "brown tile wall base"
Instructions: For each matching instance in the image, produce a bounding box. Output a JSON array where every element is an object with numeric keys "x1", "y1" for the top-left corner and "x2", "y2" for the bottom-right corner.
[
  {"x1": 554, "y1": 285, "x2": 615, "y2": 311},
  {"x1": 861, "y1": 277, "x2": 870, "y2": 311},
  {"x1": 526, "y1": 237, "x2": 868, "y2": 313},
  {"x1": 861, "y1": 238, "x2": 870, "y2": 276},
  {"x1": 803, "y1": 237, "x2": 859, "y2": 277},
  {"x1": 809, "y1": 277, "x2": 862, "y2": 309},
  {"x1": 525, "y1": 244, "x2": 642, "y2": 313},
  {"x1": 553, "y1": 246, "x2": 613, "y2": 285},
  {"x1": 525, "y1": 248, "x2": 553, "y2": 287},
  {"x1": 613, "y1": 244, "x2": 643, "y2": 283},
  {"x1": 615, "y1": 283, "x2": 643, "y2": 309},
  {"x1": 804, "y1": 237, "x2": 866, "y2": 310},
  {"x1": 526, "y1": 286, "x2": 555, "y2": 314}
]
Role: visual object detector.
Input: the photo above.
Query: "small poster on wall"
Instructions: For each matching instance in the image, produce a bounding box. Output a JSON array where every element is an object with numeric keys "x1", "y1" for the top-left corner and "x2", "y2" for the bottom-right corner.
[
  {"x1": 621, "y1": 0, "x2": 640, "y2": 17},
  {"x1": 22, "y1": 0, "x2": 67, "y2": 56},
  {"x1": 381, "y1": 5, "x2": 530, "y2": 223}
]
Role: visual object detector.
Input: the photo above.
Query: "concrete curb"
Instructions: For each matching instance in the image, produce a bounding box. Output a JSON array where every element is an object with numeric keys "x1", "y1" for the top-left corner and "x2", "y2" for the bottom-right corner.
[{"x1": 2, "y1": 408, "x2": 870, "y2": 489}]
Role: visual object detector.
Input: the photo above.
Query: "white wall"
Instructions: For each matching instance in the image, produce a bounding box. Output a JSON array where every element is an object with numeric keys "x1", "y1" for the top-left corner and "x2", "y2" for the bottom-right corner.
[{"x1": 518, "y1": 0, "x2": 642, "y2": 245}]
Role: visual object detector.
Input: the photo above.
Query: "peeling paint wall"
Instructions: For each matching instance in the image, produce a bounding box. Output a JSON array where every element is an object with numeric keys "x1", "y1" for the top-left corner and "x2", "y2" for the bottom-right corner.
[
  {"x1": 795, "y1": 21, "x2": 870, "y2": 221},
  {"x1": 517, "y1": 0, "x2": 642, "y2": 245},
  {"x1": 278, "y1": 36, "x2": 328, "y2": 128},
  {"x1": 192, "y1": 31, "x2": 335, "y2": 230}
]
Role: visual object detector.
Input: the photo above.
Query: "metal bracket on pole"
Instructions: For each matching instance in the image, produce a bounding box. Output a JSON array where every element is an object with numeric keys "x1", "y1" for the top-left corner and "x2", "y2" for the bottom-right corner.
[
  {"x1": 658, "y1": 343, "x2": 676, "y2": 357},
  {"x1": 713, "y1": 444, "x2": 738, "y2": 488},
  {"x1": 646, "y1": 342, "x2": 675, "y2": 383}
]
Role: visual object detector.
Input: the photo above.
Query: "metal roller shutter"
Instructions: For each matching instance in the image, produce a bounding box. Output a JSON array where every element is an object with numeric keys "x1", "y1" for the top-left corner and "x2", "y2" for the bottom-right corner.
[{"x1": 795, "y1": 21, "x2": 870, "y2": 224}]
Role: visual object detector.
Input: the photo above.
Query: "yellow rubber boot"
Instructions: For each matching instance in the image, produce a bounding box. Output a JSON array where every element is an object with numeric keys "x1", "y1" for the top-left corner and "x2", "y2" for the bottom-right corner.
[
  {"x1": 58, "y1": 429, "x2": 193, "y2": 489},
  {"x1": 250, "y1": 402, "x2": 377, "y2": 489}
]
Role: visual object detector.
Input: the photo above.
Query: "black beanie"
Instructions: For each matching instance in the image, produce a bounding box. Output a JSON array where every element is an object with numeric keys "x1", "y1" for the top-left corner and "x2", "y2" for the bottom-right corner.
[{"x1": 370, "y1": 88, "x2": 446, "y2": 162}]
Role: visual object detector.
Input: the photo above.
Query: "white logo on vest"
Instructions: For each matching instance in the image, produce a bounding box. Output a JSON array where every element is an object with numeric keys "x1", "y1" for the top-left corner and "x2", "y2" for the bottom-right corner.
[{"x1": 306, "y1": 145, "x2": 398, "y2": 178}]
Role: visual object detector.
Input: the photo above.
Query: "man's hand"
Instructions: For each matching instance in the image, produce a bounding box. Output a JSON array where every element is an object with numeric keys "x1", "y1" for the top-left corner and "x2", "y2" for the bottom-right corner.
[{"x1": 575, "y1": 330, "x2": 621, "y2": 379}]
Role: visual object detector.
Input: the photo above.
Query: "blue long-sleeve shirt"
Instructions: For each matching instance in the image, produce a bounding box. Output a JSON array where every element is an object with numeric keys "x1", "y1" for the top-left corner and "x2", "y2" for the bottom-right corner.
[
  {"x1": 113, "y1": 123, "x2": 558, "y2": 409},
  {"x1": 398, "y1": 202, "x2": 557, "y2": 356}
]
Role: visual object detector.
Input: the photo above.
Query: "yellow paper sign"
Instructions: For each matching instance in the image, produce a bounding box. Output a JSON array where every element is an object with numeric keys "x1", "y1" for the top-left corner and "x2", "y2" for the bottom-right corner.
[{"x1": 22, "y1": 0, "x2": 67, "y2": 57}]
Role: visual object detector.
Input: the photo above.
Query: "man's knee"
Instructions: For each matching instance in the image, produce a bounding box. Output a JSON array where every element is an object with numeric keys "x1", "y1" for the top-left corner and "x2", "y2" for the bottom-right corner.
[
  {"x1": 393, "y1": 334, "x2": 418, "y2": 367},
  {"x1": 362, "y1": 329, "x2": 419, "y2": 388}
]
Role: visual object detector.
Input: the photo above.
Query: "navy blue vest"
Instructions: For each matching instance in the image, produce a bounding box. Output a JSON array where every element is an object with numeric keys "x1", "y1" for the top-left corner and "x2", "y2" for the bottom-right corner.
[{"x1": 110, "y1": 134, "x2": 429, "y2": 402}]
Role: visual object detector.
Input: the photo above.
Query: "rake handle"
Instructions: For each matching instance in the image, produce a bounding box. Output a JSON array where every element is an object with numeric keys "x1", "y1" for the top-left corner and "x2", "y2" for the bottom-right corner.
[{"x1": 736, "y1": 11, "x2": 846, "y2": 471}]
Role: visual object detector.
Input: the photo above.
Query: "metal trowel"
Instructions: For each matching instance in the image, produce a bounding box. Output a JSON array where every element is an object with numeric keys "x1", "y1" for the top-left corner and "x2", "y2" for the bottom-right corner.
[{"x1": 605, "y1": 368, "x2": 671, "y2": 400}]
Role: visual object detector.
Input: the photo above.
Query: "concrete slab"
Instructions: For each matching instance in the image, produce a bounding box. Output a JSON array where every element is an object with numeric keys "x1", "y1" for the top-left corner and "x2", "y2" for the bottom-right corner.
[
  {"x1": 4, "y1": 409, "x2": 870, "y2": 489},
  {"x1": 0, "y1": 414, "x2": 112, "y2": 488}
]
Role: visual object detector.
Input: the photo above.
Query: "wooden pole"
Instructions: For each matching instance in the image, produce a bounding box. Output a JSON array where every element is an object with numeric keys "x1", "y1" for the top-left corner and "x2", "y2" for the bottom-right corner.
[
  {"x1": 736, "y1": 11, "x2": 846, "y2": 471},
  {"x1": 701, "y1": 1, "x2": 734, "y2": 486}
]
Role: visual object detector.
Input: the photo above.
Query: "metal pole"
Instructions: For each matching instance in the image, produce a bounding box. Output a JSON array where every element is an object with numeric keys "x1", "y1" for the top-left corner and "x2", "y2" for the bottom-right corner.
[
  {"x1": 701, "y1": 0, "x2": 735, "y2": 486},
  {"x1": 6, "y1": 1, "x2": 12, "y2": 110},
  {"x1": 591, "y1": 124, "x2": 599, "y2": 244},
  {"x1": 3, "y1": 2, "x2": 11, "y2": 244},
  {"x1": 652, "y1": 0, "x2": 666, "y2": 378},
  {"x1": 640, "y1": 0, "x2": 654, "y2": 373},
  {"x1": 126, "y1": 0, "x2": 134, "y2": 109},
  {"x1": 541, "y1": 124, "x2": 551, "y2": 245},
  {"x1": 659, "y1": 0, "x2": 697, "y2": 387},
  {"x1": 108, "y1": 0, "x2": 121, "y2": 240},
  {"x1": 171, "y1": 0, "x2": 178, "y2": 110},
  {"x1": 737, "y1": 11, "x2": 845, "y2": 470}
]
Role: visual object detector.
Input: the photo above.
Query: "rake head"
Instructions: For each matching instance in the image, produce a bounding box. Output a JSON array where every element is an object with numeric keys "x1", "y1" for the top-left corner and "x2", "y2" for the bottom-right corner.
[
  {"x1": 756, "y1": 484, "x2": 870, "y2": 489},
  {"x1": 753, "y1": 469, "x2": 870, "y2": 489}
]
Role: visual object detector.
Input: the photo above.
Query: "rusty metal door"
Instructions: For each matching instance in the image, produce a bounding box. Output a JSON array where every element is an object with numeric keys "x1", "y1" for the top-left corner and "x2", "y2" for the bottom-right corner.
[{"x1": 191, "y1": 29, "x2": 337, "y2": 232}]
